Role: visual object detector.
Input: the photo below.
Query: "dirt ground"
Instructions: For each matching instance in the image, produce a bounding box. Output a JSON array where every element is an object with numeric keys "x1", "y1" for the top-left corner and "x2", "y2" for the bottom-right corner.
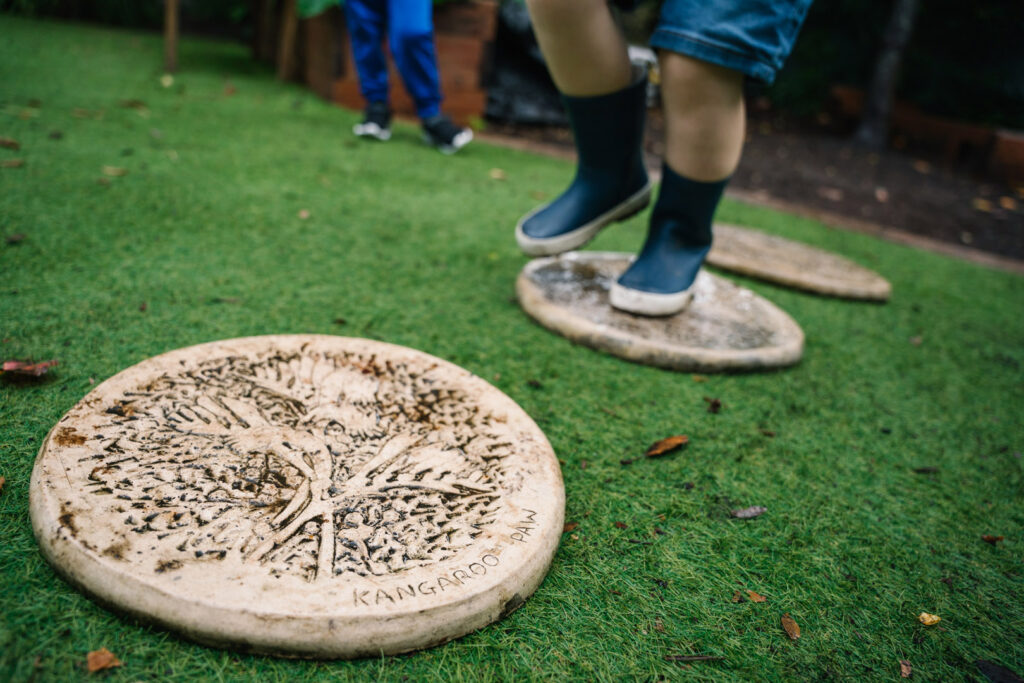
[{"x1": 486, "y1": 102, "x2": 1024, "y2": 263}]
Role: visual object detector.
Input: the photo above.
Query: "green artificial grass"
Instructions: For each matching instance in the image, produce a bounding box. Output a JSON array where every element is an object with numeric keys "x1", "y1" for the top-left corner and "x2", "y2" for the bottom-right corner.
[{"x1": 1, "y1": 15, "x2": 1023, "y2": 682}]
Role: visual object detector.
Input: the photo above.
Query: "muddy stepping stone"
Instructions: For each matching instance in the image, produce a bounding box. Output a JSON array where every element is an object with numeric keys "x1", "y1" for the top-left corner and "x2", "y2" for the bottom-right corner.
[
  {"x1": 517, "y1": 252, "x2": 804, "y2": 372},
  {"x1": 31, "y1": 335, "x2": 563, "y2": 658},
  {"x1": 707, "y1": 223, "x2": 891, "y2": 300}
]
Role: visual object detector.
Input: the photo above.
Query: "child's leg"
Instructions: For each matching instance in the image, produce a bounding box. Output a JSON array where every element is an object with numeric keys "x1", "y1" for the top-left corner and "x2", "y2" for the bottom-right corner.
[
  {"x1": 386, "y1": 0, "x2": 441, "y2": 120},
  {"x1": 515, "y1": 0, "x2": 650, "y2": 256},
  {"x1": 344, "y1": 0, "x2": 389, "y2": 107},
  {"x1": 525, "y1": 0, "x2": 631, "y2": 97},
  {"x1": 660, "y1": 52, "x2": 744, "y2": 183}
]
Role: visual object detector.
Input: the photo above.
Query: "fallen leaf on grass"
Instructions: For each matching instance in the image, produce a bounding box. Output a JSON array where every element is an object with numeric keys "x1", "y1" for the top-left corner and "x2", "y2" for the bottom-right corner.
[
  {"x1": 918, "y1": 612, "x2": 941, "y2": 626},
  {"x1": 2, "y1": 360, "x2": 58, "y2": 377},
  {"x1": 732, "y1": 590, "x2": 745, "y2": 603},
  {"x1": 645, "y1": 435, "x2": 688, "y2": 458},
  {"x1": 298, "y1": 209, "x2": 310, "y2": 220},
  {"x1": 900, "y1": 660, "x2": 913, "y2": 678},
  {"x1": 665, "y1": 654, "x2": 724, "y2": 662},
  {"x1": 1, "y1": 159, "x2": 24, "y2": 168},
  {"x1": 760, "y1": 429, "x2": 776, "y2": 437},
  {"x1": 138, "y1": 301, "x2": 147, "y2": 312},
  {"x1": 747, "y1": 590, "x2": 767, "y2": 603},
  {"x1": 781, "y1": 613, "x2": 801, "y2": 640},
  {"x1": 704, "y1": 397, "x2": 722, "y2": 413},
  {"x1": 102, "y1": 166, "x2": 127, "y2": 177},
  {"x1": 488, "y1": 168, "x2": 506, "y2": 181},
  {"x1": 563, "y1": 522, "x2": 578, "y2": 533},
  {"x1": 0, "y1": 137, "x2": 19, "y2": 150},
  {"x1": 5, "y1": 233, "x2": 26, "y2": 245},
  {"x1": 223, "y1": 83, "x2": 237, "y2": 96},
  {"x1": 731, "y1": 506, "x2": 767, "y2": 519},
  {"x1": 0, "y1": 476, "x2": 5, "y2": 494},
  {"x1": 118, "y1": 99, "x2": 147, "y2": 110},
  {"x1": 86, "y1": 647, "x2": 122, "y2": 672},
  {"x1": 614, "y1": 521, "x2": 627, "y2": 529},
  {"x1": 975, "y1": 659, "x2": 1023, "y2": 683},
  {"x1": 691, "y1": 374, "x2": 707, "y2": 383},
  {"x1": 909, "y1": 336, "x2": 923, "y2": 346},
  {"x1": 981, "y1": 535, "x2": 1004, "y2": 545},
  {"x1": 333, "y1": 317, "x2": 347, "y2": 326},
  {"x1": 654, "y1": 618, "x2": 665, "y2": 632},
  {"x1": 49, "y1": 130, "x2": 63, "y2": 140}
]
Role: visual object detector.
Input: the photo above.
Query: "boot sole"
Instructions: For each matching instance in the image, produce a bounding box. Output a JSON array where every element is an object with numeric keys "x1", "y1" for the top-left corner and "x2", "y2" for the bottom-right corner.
[
  {"x1": 515, "y1": 181, "x2": 652, "y2": 257},
  {"x1": 609, "y1": 280, "x2": 695, "y2": 317}
]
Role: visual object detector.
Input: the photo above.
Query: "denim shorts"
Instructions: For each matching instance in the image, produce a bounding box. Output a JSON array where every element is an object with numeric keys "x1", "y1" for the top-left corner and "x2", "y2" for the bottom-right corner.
[{"x1": 618, "y1": 0, "x2": 813, "y2": 84}]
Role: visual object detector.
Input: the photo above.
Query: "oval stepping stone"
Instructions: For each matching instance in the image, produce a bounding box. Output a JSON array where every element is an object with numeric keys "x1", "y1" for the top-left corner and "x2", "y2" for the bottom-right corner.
[
  {"x1": 517, "y1": 252, "x2": 804, "y2": 372},
  {"x1": 31, "y1": 335, "x2": 563, "y2": 658},
  {"x1": 707, "y1": 223, "x2": 891, "y2": 301}
]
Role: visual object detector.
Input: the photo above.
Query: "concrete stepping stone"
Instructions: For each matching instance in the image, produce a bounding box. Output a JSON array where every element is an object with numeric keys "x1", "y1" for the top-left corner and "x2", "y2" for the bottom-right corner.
[
  {"x1": 517, "y1": 252, "x2": 804, "y2": 372},
  {"x1": 30, "y1": 335, "x2": 563, "y2": 658},
  {"x1": 707, "y1": 223, "x2": 891, "y2": 301}
]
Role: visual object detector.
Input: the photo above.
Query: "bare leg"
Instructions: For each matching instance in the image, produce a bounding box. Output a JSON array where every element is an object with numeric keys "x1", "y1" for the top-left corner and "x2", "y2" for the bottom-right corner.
[
  {"x1": 525, "y1": 0, "x2": 631, "y2": 96},
  {"x1": 660, "y1": 51, "x2": 745, "y2": 181}
]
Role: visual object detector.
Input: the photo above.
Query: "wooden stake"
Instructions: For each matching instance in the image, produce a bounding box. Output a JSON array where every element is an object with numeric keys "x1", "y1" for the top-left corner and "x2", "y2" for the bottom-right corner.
[
  {"x1": 164, "y1": 0, "x2": 180, "y2": 73},
  {"x1": 276, "y1": 0, "x2": 298, "y2": 81}
]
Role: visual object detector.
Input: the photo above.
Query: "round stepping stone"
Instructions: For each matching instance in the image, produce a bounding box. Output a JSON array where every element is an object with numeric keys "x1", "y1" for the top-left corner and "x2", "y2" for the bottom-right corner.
[
  {"x1": 517, "y1": 252, "x2": 804, "y2": 372},
  {"x1": 707, "y1": 223, "x2": 891, "y2": 301},
  {"x1": 30, "y1": 335, "x2": 563, "y2": 658}
]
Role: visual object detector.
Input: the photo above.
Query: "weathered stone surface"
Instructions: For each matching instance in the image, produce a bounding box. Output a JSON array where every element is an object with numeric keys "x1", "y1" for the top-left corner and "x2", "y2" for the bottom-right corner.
[
  {"x1": 707, "y1": 224, "x2": 891, "y2": 301},
  {"x1": 30, "y1": 336, "x2": 563, "y2": 658},
  {"x1": 517, "y1": 252, "x2": 804, "y2": 372}
]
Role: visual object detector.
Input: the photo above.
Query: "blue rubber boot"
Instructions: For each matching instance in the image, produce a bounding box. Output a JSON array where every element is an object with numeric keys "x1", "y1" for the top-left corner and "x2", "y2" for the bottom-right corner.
[
  {"x1": 610, "y1": 164, "x2": 728, "y2": 316},
  {"x1": 515, "y1": 76, "x2": 651, "y2": 256}
]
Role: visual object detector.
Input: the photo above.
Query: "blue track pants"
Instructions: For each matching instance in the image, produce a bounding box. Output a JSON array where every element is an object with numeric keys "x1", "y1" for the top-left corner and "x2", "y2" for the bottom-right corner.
[{"x1": 344, "y1": 0, "x2": 442, "y2": 120}]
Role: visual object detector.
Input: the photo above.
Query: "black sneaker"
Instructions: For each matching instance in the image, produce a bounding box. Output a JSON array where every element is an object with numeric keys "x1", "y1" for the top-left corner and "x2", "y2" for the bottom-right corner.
[
  {"x1": 422, "y1": 114, "x2": 472, "y2": 154},
  {"x1": 353, "y1": 102, "x2": 392, "y2": 141}
]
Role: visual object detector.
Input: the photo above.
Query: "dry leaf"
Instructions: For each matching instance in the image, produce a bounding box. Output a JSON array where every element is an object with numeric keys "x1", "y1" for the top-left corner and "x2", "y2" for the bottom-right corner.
[
  {"x1": 781, "y1": 613, "x2": 800, "y2": 640},
  {"x1": 747, "y1": 590, "x2": 767, "y2": 603},
  {"x1": 981, "y1": 535, "x2": 1004, "y2": 545},
  {"x1": 0, "y1": 137, "x2": 19, "y2": 150},
  {"x1": 999, "y1": 196, "x2": 1018, "y2": 211},
  {"x1": 119, "y1": 99, "x2": 147, "y2": 110},
  {"x1": 223, "y1": 84, "x2": 237, "y2": 96},
  {"x1": 5, "y1": 233, "x2": 26, "y2": 245},
  {"x1": 0, "y1": 476, "x2": 5, "y2": 494},
  {"x1": 102, "y1": 166, "x2": 127, "y2": 177},
  {"x1": 691, "y1": 375, "x2": 707, "y2": 383},
  {"x1": 614, "y1": 521, "x2": 627, "y2": 529},
  {"x1": 704, "y1": 397, "x2": 722, "y2": 414},
  {"x1": 86, "y1": 647, "x2": 122, "y2": 672},
  {"x1": 731, "y1": 506, "x2": 767, "y2": 519},
  {"x1": 563, "y1": 522, "x2": 579, "y2": 533},
  {"x1": 900, "y1": 660, "x2": 912, "y2": 678},
  {"x1": 645, "y1": 435, "x2": 689, "y2": 458},
  {"x1": 654, "y1": 618, "x2": 665, "y2": 632},
  {"x1": 816, "y1": 186, "x2": 843, "y2": 201},
  {"x1": 909, "y1": 336, "x2": 923, "y2": 346},
  {"x1": 298, "y1": 209, "x2": 311, "y2": 220},
  {"x1": 972, "y1": 198, "x2": 993, "y2": 212},
  {"x1": 2, "y1": 360, "x2": 58, "y2": 377},
  {"x1": 1, "y1": 159, "x2": 24, "y2": 168},
  {"x1": 732, "y1": 590, "x2": 746, "y2": 603},
  {"x1": 488, "y1": 168, "x2": 506, "y2": 180},
  {"x1": 918, "y1": 612, "x2": 941, "y2": 626},
  {"x1": 760, "y1": 429, "x2": 776, "y2": 437}
]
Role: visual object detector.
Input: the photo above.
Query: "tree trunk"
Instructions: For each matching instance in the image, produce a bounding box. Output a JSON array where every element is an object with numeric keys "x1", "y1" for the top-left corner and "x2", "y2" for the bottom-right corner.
[{"x1": 853, "y1": 0, "x2": 921, "y2": 149}]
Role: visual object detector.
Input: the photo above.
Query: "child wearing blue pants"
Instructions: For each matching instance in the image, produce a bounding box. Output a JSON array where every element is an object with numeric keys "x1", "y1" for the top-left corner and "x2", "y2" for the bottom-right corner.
[
  {"x1": 516, "y1": 0, "x2": 812, "y2": 315},
  {"x1": 344, "y1": 0, "x2": 472, "y2": 154}
]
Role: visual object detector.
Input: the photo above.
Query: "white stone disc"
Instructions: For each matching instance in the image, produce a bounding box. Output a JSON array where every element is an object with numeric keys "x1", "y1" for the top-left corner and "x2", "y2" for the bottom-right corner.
[
  {"x1": 517, "y1": 252, "x2": 804, "y2": 372},
  {"x1": 30, "y1": 335, "x2": 563, "y2": 658},
  {"x1": 707, "y1": 223, "x2": 892, "y2": 301}
]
